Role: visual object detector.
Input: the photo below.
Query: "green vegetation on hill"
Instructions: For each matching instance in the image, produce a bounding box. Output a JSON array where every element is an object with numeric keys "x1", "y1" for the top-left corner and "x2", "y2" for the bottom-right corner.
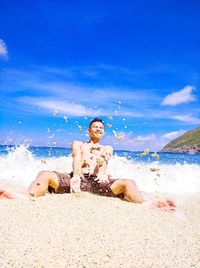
[{"x1": 162, "y1": 127, "x2": 200, "y2": 153}]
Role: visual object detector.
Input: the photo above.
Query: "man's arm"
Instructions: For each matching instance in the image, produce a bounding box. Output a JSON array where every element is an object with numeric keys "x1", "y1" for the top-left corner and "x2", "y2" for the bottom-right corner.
[
  {"x1": 95, "y1": 146, "x2": 113, "y2": 183},
  {"x1": 70, "y1": 141, "x2": 82, "y2": 193}
]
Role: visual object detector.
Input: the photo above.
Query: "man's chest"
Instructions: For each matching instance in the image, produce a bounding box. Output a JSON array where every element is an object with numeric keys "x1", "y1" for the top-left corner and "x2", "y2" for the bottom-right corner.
[{"x1": 81, "y1": 145, "x2": 107, "y2": 158}]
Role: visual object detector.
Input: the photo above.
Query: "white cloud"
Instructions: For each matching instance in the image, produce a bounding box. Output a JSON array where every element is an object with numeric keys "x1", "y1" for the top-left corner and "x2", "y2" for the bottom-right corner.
[
  {"x1": 161, "y1": 130, "x2": 186, "y2": 140},
  {"x1": 1, "y1": 65, "x2": 157, "y2": 105},
  {"x1": 2, "y1": 66, "x2": 200, "y2": 123},
  {"x1": 171, "y1": 115, "x2": 200, "y2": 124},
  {"x1": 135, "y1": 134, "x2": 156, "y2": 142},
  {"x1": 31, "y1": 82, "x2": 151, "y2": 105},
  {"x1": 106, "y1": 130, "x2": 189, "y2": 151},
  {"x1": 126, "y1": 130, "x2": 186, "y2": 151},
  {"x1": 103, "y1": 132, "x2": 158, "y2": 151},
  {"x1": 161, "y1": 85, "x2": 196, "y2": 106},
  {"x1": 21, "y1": 97, "x2": 105, "y2": 116},
  {"x1": 155, "y1": 130, "x2": 186, "y2": 150},
  {"x1": 0, "y1": 39, "x2": 8, "y2": 59}
]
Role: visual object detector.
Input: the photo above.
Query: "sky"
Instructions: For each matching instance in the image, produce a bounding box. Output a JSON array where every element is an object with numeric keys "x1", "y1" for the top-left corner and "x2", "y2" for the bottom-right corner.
[{"x1": 0, "y1": 0, "x2": 200, "y2": 151}]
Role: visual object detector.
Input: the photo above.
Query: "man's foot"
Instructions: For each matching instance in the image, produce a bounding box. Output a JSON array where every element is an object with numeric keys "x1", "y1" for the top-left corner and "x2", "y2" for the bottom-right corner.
[
  {"x1": 142, "y1": 197, "x2": 176, "y2": 212},
  {"x1": 0, "y1": 186, "x2": 26, "y2": 199}
]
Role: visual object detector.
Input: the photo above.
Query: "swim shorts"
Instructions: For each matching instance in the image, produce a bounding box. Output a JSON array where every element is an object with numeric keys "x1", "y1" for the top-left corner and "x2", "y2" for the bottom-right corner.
[{"x1": 48, "y1": 171, "x2": 123, "y2": 198}]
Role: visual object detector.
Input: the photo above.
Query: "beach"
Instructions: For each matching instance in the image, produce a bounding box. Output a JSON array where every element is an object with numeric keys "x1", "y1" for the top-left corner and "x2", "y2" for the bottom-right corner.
[
  {"x1": 0, "y1": 182, "x2": 200, "y2": 268},
  {"x1": 1, "y1": 0, "x2": 200, "y2": 266}
]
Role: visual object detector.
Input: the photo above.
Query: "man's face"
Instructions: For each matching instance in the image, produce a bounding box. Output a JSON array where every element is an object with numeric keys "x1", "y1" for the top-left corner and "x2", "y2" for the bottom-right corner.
[{"x1": 88, "y1": 122, "x2": 105, "y2": 139}]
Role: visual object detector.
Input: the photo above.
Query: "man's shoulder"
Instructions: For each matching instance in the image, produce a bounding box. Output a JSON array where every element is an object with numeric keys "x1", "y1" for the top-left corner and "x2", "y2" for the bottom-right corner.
[{"x1": 72, "y1": 140, "x2": 83, "y2": 147}]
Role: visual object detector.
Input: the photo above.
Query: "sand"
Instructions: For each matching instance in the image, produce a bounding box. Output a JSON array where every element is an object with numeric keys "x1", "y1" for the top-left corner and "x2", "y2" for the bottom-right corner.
[{"x1": 0, "y1": 182, "x2": 200, "y2": 268}]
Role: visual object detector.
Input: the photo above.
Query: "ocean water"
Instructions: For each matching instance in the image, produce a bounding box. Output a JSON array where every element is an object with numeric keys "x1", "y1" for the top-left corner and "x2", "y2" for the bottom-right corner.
[{"x1": 0, "y1": 145, "x2": 200, "y2": 194}]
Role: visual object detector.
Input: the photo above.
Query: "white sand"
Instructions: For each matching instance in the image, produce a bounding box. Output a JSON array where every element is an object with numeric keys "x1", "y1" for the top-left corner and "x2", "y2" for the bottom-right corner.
[{"x1": 0, "y1": 183, "x2": 200, "y2": 268}]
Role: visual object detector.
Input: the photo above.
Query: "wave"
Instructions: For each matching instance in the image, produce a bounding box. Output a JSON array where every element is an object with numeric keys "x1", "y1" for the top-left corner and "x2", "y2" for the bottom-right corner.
[{"x1": 0, "y1": 145, "x2": 200, "y2": 193}]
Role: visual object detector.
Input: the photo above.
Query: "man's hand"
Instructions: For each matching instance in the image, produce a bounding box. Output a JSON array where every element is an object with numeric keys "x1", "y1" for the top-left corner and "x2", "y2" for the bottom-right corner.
[
  {"x1": 70, "y1": 174, "x2": 81, "y2": 193},
  {"x1": 94, "y1": 174, "x2": 111, "y2": 183}
]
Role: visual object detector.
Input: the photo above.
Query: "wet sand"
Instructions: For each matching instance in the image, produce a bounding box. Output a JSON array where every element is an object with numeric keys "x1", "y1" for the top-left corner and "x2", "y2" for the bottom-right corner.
[{"x1": 0, "y1": 183, "x2": 200, "y2": 268}]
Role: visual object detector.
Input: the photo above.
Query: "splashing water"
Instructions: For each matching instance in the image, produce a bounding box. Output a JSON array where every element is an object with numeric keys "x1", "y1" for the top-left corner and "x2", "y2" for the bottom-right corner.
[{"x1": 0, "y1": 145, "x2": 200, "y2": 193}]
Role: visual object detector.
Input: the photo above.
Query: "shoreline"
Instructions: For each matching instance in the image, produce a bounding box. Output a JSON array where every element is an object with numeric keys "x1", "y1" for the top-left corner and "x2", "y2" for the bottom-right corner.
[
  {"x1": 1, "y1": 143, "x2": 200, "y2": 155},
  {"x1": 0, "y1": 181, "x2": 200, "y2": 267}
]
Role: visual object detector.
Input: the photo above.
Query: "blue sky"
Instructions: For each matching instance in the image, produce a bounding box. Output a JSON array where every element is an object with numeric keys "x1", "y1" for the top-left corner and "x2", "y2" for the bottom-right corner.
[{"x1": 0, "y1": 0, "x2": 200, "y2": 151}]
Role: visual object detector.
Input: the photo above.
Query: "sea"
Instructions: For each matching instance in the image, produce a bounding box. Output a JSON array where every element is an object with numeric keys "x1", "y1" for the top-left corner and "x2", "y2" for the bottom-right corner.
[{"x1": 0, "y1": 144, "x2": 200, "y2": 194}]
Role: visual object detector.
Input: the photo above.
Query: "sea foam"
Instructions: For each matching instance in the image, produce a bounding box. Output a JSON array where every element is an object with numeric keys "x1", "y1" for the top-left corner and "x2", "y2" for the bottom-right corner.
[{"x1": 0, "y1": 145, "x2": 200, "y2": 193}]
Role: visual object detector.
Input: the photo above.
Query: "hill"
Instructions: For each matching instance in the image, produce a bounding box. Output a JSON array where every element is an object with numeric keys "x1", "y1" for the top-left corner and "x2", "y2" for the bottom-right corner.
[{"x1": 161, "y1": 126, "x2": 200, "y2": 154}]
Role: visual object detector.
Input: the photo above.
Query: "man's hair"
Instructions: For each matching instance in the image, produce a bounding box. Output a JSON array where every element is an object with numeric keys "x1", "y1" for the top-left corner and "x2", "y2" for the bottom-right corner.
[{"x1": 89, "y1": 117, "x2": 104, "y2": 127}]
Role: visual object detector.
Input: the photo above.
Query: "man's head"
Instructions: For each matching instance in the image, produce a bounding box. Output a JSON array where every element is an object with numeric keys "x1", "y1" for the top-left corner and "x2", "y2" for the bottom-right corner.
[
  {"x1": 89, "y1": 117, "x2": 104, "y2": 128},
  {"x1": 88, "y1": 118, "x2": 105, "y2": 140}
]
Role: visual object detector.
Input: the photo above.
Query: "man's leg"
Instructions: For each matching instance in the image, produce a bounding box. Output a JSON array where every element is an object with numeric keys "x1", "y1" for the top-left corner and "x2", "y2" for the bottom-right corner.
[
  {"x1": 27, "y1": 170, "x2": 59, "y2": 197},
  {"x1": 110, "y1": 179, "x2": 144, "y2": 203},
  {"x1": 0, "y1": 186, "x2": 26, "y2": 199},
  {"x1": 110, "y1": 179, "x2": 176, "y2": 212}
]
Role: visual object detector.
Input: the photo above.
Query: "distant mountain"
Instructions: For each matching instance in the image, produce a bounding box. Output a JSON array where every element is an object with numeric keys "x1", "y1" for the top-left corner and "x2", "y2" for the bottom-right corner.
[{"x1": 161, "y1": 127, "x2": 200, "y2": 154}]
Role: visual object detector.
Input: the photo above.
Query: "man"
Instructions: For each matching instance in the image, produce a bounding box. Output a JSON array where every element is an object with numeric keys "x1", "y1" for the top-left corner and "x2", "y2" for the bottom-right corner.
[{"x1": 0, "y1": 118, "x2": 176, "y2": 212}]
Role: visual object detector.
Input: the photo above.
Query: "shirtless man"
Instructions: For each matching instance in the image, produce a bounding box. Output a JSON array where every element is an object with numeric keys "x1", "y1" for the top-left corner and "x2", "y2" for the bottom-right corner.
[{"x1": 0, "y1": 118, "x2": 176, "y2": 212}]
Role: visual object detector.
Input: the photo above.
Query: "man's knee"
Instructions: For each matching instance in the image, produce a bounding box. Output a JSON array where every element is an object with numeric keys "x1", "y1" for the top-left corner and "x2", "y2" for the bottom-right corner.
[
  {"x1": 28, "y1": 170, "x2": 55, "y2": 197},
  {"x1": 34, "y1": 170, "x2": 58, "y2": 189},
  {"x1": 36, "y1": 170, "x2": 54, "y2": 180},
  {"x1": 29, "y1": 171, "x2": 54, "y2": 189},
  {"x1": 124, "y1": 179, "x2": 137, "y2": 189},
  {"x1": 112, "y1": 179, "x2": 136, "y2": 188}
]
